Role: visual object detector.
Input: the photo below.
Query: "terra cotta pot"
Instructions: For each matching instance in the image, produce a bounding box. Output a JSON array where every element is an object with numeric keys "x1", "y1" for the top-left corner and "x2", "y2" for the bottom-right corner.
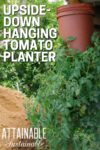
[{"x1": 57, "y1": 3, "x2": 95, "y2": 51}]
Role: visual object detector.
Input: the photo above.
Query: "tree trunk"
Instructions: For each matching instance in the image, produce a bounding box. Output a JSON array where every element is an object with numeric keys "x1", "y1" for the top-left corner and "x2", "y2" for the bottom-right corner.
[{"x1": 20, "y1": 0, "x2": 26, "y2": 5}]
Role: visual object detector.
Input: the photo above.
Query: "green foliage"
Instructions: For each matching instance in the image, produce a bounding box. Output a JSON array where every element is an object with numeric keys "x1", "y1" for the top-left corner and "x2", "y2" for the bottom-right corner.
[
  {"x1": 67, "y1": 36, "x2": 76, "y2": 41},
  {"x1": 0, "y1": 0, "x2": 62, "y2": 95},
  {"x1": 28, "y1": 33, "x2": 100, "y2": 150}
]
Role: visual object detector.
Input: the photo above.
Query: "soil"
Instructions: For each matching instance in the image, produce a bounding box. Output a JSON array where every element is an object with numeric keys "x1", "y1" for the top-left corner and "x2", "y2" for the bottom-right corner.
[{"x1": 0, "y1": 86, "x2": 32, "y2": 150}]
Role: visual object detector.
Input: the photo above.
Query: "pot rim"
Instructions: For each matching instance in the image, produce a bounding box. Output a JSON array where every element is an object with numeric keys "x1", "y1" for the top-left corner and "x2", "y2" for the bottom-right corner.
[{"x1": 57, "y1": 3, "x2": 95, "y2": 16}]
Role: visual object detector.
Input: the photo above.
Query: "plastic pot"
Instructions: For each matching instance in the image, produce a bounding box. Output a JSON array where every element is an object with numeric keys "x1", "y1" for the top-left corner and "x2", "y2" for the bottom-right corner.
[{"x1": 57, "y1": 3, "x2": 95, "y2": 51}]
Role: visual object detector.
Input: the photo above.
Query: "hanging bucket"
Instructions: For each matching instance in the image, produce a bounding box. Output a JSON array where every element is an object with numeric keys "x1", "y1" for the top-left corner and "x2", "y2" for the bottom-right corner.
[{"x1": 57, "y1": 3, "x2": 95, "y2": 51}]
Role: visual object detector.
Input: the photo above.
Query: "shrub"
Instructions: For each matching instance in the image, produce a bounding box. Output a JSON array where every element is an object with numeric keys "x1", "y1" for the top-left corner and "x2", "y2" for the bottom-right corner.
[{"x1": 28, "y1": 33, "x2": 100, "y2": 150}]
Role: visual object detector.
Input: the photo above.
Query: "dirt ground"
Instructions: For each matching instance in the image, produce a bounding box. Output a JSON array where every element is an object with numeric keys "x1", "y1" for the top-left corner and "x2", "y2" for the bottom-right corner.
[{"x1": 0, "y1": 86, "x2": 32, "y2": 150}]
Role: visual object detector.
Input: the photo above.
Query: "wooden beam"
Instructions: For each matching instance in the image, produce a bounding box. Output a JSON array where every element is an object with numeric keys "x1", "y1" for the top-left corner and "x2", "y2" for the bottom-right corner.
[{"x1": 66, "y1": 0, "x2": 80, "y2": 4}]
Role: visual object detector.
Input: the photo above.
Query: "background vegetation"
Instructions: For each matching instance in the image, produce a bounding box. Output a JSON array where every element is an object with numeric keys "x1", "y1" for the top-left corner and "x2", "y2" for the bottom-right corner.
[{"x1": 0, "y1": 0, "x2": 100, "y2": 150}]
